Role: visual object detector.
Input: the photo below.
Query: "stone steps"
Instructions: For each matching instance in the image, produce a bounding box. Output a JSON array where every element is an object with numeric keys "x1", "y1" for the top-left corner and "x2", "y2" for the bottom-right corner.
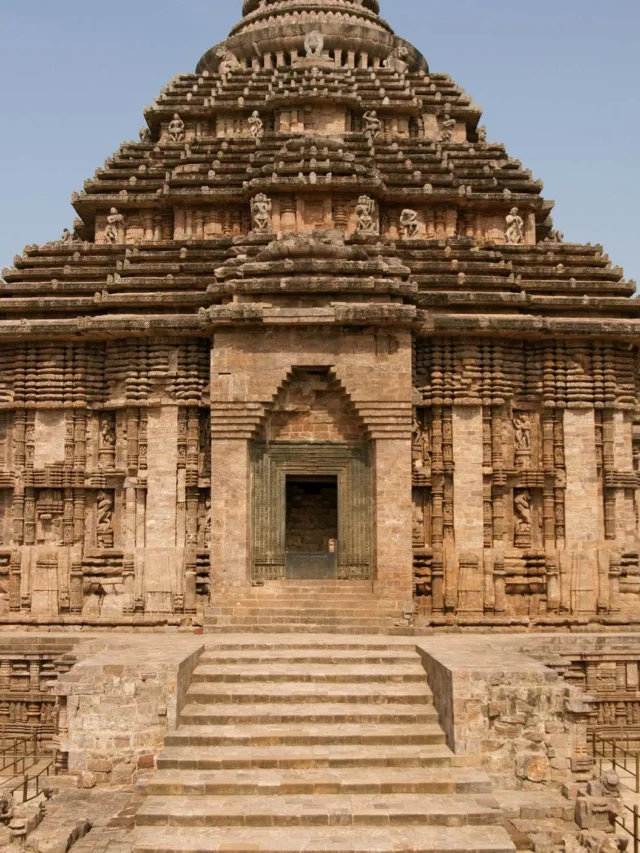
[
  {"x1": 179, "y1": 701, "x2": 439, "y2": 725},
  {"x1": 204, "y1": 581, "x2": 408, "y2": 634},
  {"x1": 185, "y1": 681, "x2": 433, "y2": 704},
  {"x1": 164, "y1": 721, "x2": 447, "y2": 747},
  {"x1": 147, "y1": 766, "x2": 492, "y2": 796},
  {"x1": 191, "y1": 664, "x2": 426, "y2": 682},
  {"x1": 156, "y1": 743, "x2": 457, "y2": 770},
  {"x1": 132, "y1": 640, "x2": 515, "y2": 853},
  {"x1": 136, "y1": 792, "x2": 505, "y2": 827},
  {"x1": 134, "y1": 825, "x2": 516, "y2": 853}
]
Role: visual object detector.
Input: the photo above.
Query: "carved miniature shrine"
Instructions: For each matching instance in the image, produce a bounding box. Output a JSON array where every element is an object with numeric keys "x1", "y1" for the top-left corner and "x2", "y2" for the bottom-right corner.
[{"x1": 1, "y1": 0, "x2": 639, "y2": 630}]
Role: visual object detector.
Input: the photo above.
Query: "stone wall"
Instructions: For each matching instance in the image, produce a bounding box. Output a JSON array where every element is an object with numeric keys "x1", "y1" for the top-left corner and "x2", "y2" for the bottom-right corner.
[
  {"x1": 53, "y1": 636, "x2": 203, "y2": 785},
  {"x1": 417, "y1": 637, "x2": 592, "y2": 792}
]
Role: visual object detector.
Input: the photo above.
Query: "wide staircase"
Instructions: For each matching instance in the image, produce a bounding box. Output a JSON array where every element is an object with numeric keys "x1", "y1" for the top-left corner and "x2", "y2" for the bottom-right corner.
[
  {"x1": 133, "y1": 640, "x2": 515, "y2": 853},
  {"x1": 204, "y1": 581, "x2": 411, "y2": 634}
]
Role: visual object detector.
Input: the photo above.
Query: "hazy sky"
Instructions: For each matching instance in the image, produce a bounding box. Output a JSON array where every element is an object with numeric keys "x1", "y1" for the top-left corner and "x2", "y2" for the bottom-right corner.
[{"x1": 1, "y1": 0, "x2": 638, "y2": 284}]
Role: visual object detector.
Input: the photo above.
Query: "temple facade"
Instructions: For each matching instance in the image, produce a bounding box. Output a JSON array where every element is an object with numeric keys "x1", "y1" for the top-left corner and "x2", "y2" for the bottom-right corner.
[{"x1": 1, "y1": 0, "x2": 639, "y2": 630}]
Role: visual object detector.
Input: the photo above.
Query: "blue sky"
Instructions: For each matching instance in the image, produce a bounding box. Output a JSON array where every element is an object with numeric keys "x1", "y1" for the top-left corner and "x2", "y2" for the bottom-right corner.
[{"x1": 1, "y1": 0, "x2": 639, "y2": 283}]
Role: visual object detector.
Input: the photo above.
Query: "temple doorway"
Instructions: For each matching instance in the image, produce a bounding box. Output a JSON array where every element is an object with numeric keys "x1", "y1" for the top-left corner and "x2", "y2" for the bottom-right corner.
[{"x1": 285, "y1": 475, "x2": 338, "y2": 579}]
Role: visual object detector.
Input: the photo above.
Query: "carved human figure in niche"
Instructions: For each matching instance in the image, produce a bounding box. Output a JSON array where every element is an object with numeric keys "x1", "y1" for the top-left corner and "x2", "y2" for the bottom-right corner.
[
  {"x1": 104, "y1": 208, "x2": 124, "y2": 244},
  {"x1": 304, "y1": 30, "x2": 324, "y2": 58},
  {"x1": 250, "y1": 193, "x2": 273, "y2": 233},
  {"x1": 204, "y1": 496, "x2": 211, "y2": 548},
  {"x1": 363, "y1": 110, "x2": 382, "y2": 139},
  {"x1": 96, "y1": 491, "x2": 114, "y2": 535},
  {"x1": 356, "y1": 195, "x2": 378, "y2": 234},
  {"x1": 168, "y1": 113, "x2": 185, "y2": 143},
  {"x1": 514, "y1": 490, "x2": 532, "y2": 535},
  {"x1": 412, "y1": 502, "x2": 425, "y2": 545},
  {"x1": 100, "y1": 415, "x2": 116, "y2": 449},
  {"x1": 513, "y1": 412, "x2": 531, "y2": 452},
  {"x1": 216, "y1": 46, "x2": 241, "y2": 74},
  {"x1": 441, "y1": 113, "x2": 456, "y2": 142},
  {"x1": 400, "y1": 208, "x2": 419, "y2": 239},
  {"x1": 384, "y1": 44, "x2": 409, "y2": 73},
  {"x1": 248, "y1": 110, "x2": 264, "y2": 139},
  {"x1": 477, "y1": 125, "x2": 487, "y2": 144},
  {"x1": 505, "y1": 207, "x2": 525, "y2": 245}
]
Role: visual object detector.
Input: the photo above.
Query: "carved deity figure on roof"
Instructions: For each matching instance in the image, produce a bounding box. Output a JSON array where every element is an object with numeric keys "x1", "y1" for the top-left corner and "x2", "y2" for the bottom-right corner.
[
  {"x1": 104, "y1": 208, "x2": 124, "y2": 244},
  {"x1": 477, "y1": 125, "x2": 487, "y2": 144},
  {"x1": 363, "y1": 110, "x2": 382, "y2": 139},
  {"x1": 250, "y1": 193, "x2": 273, "y2": 233},
  {"x1": 248, "y1": 110, "x2": 264, "y2": 139},
  {"x1": 304, "y1": 30, "x2": 324, "y2": 59},
  {"x1": 383, "y1": 44, "x2": 409, "y2": 74},
  {"x1": 139, "y1": 126, "x2": 151, "y2": 143},
  {"x1": 168, "y1": 113, "x2": 185, "y2": 143},
  {"x1": 216, "y1": 46, "x2": 241, "y2": 75},
  {"x1": 356, "y1": 195, "x2": 378, "y2": 235},
  {"x1": 441, "y1": 113, "x2": 456, "y2": 142},
  {"x1": 505, "y1": 207, "x2": 525, "y2": 245},
  {"x1": 400, "y1": 209, "x2": 419, "y2": 239}
]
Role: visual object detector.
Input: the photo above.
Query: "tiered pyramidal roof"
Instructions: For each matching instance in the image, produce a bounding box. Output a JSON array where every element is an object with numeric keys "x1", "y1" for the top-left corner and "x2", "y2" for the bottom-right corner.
[{"x1": 2, "y1": 0, "x2": 637, "y2": 341}]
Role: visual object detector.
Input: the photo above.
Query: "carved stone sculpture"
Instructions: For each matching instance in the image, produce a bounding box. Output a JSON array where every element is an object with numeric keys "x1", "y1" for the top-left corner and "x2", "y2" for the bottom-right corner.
[
  {"x1": 546, "y1": 229, "x2": 565, "y2": 244},
  {"x1": 441, "y1": 113, "x2": 456, "y2": 142},
  {"x1": 139, "y1": 126, "x2": 151, "y2": 142},
  {"x1": 96, "y1": 491, "x2": 114, "y2": 547},
  {"x1": 304, "y1": 30, "x2": 324, "y2": 59},
  {"x1": 505, "y1": 207, "x2": 525, "y2": 244},
  {"x1": 104, "y1": 208, "x2": 124, "y2": 244},
  {"x1": 514, "y1": 490, "x2": 532, "y2": 539},
  {"x1": 514, "y1": 412, "x2": 531, "y2": 451},
  {"x1": 356, "y1": 195, "x2": 378, "y2": 234},
  {"x1": 216, "y1": 46, "x2": 241, "y2": 74},
  {"x1": 250, "y1": 193, "x2": 273, "y2": 233},
  {"x1": 477, "y1": 125, "x2": 487, "y2": 143},
  {"x1": 168, "y1": 113, "x2": 185, "y2": 143},
  {"x1": 248, "y1": 110, "x2": 264, "y2": 139},
  {"x1": 363, "y1": 110, "x2": 383, "y2": 139},
  {"x1": 61, "y1": 228, "x2": 77, "y2": 244},
  {"x1": 384, "y1": 44, "x2": 409, "y2": 73},
  {"x1": 400, "y1": 209, "x2": 419, "y2": 239}
]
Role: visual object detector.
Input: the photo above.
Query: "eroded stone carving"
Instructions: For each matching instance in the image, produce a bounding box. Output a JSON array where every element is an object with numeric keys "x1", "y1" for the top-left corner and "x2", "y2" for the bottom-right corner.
[
  {"x1": 356, "y1": 195, "x2": 378, "y2": 234},
  {"x1": 400, "y1": 209, "x2": 419, "y2": 239},
  {"x1": 304, "y1": 30, "x2": 324, "y2": 58},
  {"x1": 477, "y1": 125, "x2": 487, "y2": 143},
  {"x1": 248, "y1": 110, "x2": 264, "y2": 139},
  {"x1": 96, "y1": 490, "x2": 114, "y2": 548},
  {"x1": 505, "y1": 207, "x2": 525, "y2": 244},
  {"x1": 363, "y1": 110, "x2": 382, "y2": 138},
  {"x1": 441, "y1": 113, "x2": 456, "y2": 142},
  {"x1": 168, "y1": 113, "x2": 185, "y2": 143},
  {"x1": 104, "y1": 208, "x2": 124, "y2": 244},
  {"x1": 216, "y1": 46, "x2": 241, "y2": 74},
  {"x1": 250, "y1": 193, "x2": 273, "y2": 233},
  {"x1": 384, "y1": 44, "x2": 409, "y2": 73}
]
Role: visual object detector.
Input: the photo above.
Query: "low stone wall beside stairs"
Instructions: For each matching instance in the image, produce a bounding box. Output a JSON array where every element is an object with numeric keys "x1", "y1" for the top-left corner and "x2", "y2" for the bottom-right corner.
[
  {"x1": 417, "y1": 636, "x2": 592, "y2": 792},
  {"x1": 53, "y1": 636, "x2": 204, "y2": 785}
]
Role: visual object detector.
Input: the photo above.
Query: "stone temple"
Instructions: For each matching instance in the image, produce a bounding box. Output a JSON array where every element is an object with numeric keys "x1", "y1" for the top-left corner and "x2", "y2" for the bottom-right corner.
[{"x1": 1, "y1": 2, "x2": 640, "y2": 852}]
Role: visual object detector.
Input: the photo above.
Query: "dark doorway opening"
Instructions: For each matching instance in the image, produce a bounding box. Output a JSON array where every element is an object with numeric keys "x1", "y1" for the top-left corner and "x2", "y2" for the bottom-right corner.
[{"x1": 285, "y1": 475, "x2": 338, "y2": 579}]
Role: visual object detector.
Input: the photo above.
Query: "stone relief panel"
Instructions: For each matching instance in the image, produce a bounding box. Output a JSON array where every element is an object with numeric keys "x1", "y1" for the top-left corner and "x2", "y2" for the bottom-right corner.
[
  {"x1": 412, "y1": 337, "x2": 638, "y2": 624},
  {"x1": 0, "y1": 340, "x2": 211, "y2": 625}
]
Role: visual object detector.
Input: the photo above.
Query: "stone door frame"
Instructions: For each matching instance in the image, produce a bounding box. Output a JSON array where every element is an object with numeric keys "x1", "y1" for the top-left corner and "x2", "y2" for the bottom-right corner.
[{"x1": 251, "y1": 440, "x2": 372, "y2": 582}]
